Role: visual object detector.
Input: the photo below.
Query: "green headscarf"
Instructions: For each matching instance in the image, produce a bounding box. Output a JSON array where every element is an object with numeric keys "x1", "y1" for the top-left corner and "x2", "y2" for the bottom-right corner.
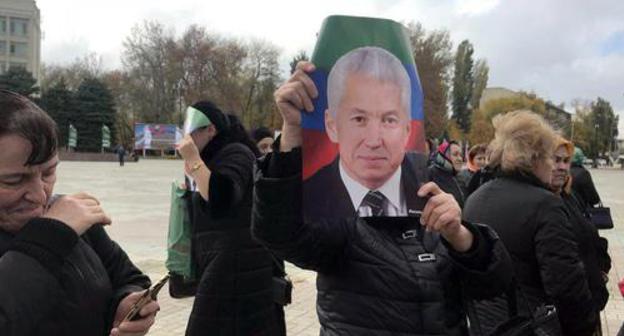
[
  {"x1": 183, "y1": 106, "x2": 212, "y2": 135},
  {"x1": 572, "y1": 147, "x2": 586, "y2": 166}
]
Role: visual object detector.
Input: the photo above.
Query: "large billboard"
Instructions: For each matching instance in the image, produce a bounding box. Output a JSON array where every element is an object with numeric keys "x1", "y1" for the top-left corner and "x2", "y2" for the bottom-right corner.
[{"x1": 134, "y1": 123, "x2": 182, "y2": 150}]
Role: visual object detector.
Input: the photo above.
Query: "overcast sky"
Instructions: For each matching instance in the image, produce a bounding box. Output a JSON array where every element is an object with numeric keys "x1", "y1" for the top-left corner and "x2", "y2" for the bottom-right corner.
[{"x1": 37, "y1": 0, "x2": 624, "y2": 134}]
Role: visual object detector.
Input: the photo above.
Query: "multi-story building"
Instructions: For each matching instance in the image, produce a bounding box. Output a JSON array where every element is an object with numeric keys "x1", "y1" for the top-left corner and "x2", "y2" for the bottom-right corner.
[{"x1": 0, "y1": 0, "x2": 41, "y2": 80}]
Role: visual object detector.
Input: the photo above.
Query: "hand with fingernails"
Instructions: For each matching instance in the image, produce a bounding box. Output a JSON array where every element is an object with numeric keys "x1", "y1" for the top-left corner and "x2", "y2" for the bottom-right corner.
[
  {"x1": 417, "y1": 182, "x2": 473, "y2": 252},
  {"x1": 273, "y1": 61, "x2": 318, "y2": 151},
  {"x1": 43, "y1": 192, "x2": 111, "y2": 235},
  {"x1": 109, "y1": 290, "x2": 160, "y2": 336}
]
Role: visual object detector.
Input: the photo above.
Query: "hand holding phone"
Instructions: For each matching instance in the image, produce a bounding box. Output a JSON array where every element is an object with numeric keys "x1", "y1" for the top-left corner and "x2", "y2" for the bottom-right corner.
[{"x1": 123, "y1": 274, "x2": 170, "y2": 322}]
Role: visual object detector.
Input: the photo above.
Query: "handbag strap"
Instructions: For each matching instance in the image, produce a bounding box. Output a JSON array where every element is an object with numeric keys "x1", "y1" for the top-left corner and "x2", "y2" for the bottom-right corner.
[
  {"x1": 506, "y1": 276, "x2": 541, "y2": 321},
  {"x1": 267, "y1": 250, "x2": 287, "y2": 277}
]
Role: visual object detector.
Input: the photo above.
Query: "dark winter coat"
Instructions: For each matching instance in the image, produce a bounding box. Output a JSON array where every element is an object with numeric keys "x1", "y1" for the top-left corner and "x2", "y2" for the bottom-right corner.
[
  {"x1": 252, "y1": 146, "x2": 513, "y2": 336},
  {"x1": 561, "y1": 191, "x2": 611, "y2": 312},
  {"x1": 0, "y1": 218, "x2": 150, "y2": 336},
  {"x1": 570, "y1": 164, "x2": 601, "y2": 209},
  {"x1": 463, "y1": 172, "x2": 598, "y2": 336},
  {"x1": 186, "y1": 142, "x2": 283, "y2": 336},
  {"x1": 429, "y1": 165, "x2": 465, "y2": 208},
  {"x1": 456, "y1": 169, "x2": 474, "y2": 192}
]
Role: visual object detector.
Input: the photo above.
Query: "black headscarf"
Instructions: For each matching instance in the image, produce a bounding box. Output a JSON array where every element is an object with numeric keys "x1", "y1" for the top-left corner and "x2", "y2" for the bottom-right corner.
[
  {"x1": 191, "y1": 100, "x2": 260, "y2": 163},
  {"x1": 252, "y1": 127, "x2": 274, "y2": 144}
]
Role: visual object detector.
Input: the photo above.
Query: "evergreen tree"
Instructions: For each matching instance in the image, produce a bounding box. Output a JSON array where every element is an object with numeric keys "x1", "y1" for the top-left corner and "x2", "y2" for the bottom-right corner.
[
  {"x1": 451, "y1": 40, "x2": 475, "y2": 134},
  {"x1": 40, "y1": 78, "x2": 77, "y2": 147},
  {"x1": 0, "y1": 67, "x2": 39, "y2": 97},
  {"x1": 75, "y1": 77, "x2": 116, "y2": 152},
  {"x1": 471, "y1": 59, "x2": 489, "y2": 110}
]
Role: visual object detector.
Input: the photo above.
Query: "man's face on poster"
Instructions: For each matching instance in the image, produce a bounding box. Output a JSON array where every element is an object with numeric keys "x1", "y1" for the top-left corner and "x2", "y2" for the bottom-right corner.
[{"x1": 325, "y1": 72, "x2": 411, "y2": 190}]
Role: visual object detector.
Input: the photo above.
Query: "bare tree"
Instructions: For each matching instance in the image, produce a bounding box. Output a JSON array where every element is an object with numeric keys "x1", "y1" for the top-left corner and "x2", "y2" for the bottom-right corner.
[{"x1": 122, "y1": 20, "x2": 179, "y2": 123}]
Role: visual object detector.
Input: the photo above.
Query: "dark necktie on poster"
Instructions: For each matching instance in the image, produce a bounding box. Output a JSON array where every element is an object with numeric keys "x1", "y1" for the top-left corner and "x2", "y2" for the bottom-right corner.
[{"x1": 359, "y1": 190, "x2": 388, "y2": 217}]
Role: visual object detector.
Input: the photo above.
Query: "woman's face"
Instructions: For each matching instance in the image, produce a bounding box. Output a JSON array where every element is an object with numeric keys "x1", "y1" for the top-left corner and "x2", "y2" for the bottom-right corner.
[
  {"x1": 191, "y1": 125, "x2": 217, "y2": 151},
  {"x1": 0, "y1": 135, "x2": 58, "y2": 233},
  {"x1": 257, "y1": 137, "x2": 274, "y2": 154},
  {"x1": 449, "y1": 144, "x2": 464, "y2": 172},
  {"x1": 533, "y1": 154, "x2": 554, "y2": 185},
  {"x1": 473, "y1": 153, "x2": 487, "y2": 169},
  {"x1": 551, "y1": 145, "x2": 571, "y2": 191}
]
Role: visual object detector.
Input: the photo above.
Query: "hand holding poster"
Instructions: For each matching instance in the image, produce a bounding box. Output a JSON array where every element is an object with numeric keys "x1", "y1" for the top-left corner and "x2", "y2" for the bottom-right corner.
[{"x1": 301, "y1": 15, "x2": 429, "y2": 221}]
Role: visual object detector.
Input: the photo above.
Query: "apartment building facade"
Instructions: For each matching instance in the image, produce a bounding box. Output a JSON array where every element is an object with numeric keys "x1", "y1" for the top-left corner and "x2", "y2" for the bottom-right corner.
[{"x1": 0, "y1": 0, "x2": 41, "y2": 80}]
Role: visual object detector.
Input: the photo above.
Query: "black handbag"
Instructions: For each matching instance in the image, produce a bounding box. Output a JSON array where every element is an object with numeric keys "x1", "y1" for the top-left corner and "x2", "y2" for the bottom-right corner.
[
  {"x1": 489, "y1": 280, "x2": 562, "y2": 336},
  {"x1": 588, "y1": 203, "x2": 614, "y2": 230},
  {"x1": 270, "y1": 253, "x2": 293, "y2": 306}
]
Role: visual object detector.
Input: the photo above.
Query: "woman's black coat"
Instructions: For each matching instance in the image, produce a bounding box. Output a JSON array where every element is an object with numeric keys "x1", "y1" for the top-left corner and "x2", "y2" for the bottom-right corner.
[{"x1": 463, "y1": 173, "x2": 598, "y2": 336}]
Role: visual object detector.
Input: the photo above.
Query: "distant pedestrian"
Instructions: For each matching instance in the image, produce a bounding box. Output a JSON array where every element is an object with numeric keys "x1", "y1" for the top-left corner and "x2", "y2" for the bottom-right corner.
[{"x1": 115, "y1": 144, "x2": 126, "y2": 166}]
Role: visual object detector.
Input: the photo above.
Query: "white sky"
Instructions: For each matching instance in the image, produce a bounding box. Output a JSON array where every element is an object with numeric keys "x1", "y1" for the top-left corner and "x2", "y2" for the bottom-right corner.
[{"x1": 36, "y1": 0, "x2": 624, "y2": 135}]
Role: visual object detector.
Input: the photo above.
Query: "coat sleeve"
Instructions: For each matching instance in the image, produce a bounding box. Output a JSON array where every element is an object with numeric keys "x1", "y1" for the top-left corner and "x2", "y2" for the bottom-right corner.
[
  {"x1": 534, "y1": 200, "x2": 597, "y2": 335},
  {"x1": 252, "y1": 149, "x2": 349, "y2": 273},
  {"x1": 206, "y1": 143, "x2": 256, "y2": 218},
  {"x1": 0, "y1": 218, "x2": 78, "y2": 336},
  {"x1": 577, "y1": 169, "x2": 601, "y2": 207},
  {"x1": 82, "y1": 226, "x2": 151, "y2": 327},
  {"x1": 445, "y1": 222, "x2": 513, "y2": 300}
]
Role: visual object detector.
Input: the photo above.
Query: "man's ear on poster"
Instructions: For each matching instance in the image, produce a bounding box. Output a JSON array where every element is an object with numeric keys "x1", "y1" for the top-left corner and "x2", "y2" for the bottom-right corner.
[{"x1": 324, "y1": 108, "x2": 339, "y2": 143}]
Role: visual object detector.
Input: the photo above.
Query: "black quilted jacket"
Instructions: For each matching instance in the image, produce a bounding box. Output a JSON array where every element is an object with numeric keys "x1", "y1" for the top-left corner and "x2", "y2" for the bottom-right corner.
[{"x1": 252, "y1": 148, "x2": 512, "y2": 336}]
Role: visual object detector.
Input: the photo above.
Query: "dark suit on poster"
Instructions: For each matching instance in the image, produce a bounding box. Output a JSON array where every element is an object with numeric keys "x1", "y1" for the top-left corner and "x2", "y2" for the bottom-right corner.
[{"x1": 303, "y1": 152, "x2": 430, "y2": 221}]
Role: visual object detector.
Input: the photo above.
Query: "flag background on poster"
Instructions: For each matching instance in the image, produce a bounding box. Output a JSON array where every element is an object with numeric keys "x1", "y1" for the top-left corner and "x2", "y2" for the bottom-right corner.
[{"x1": 301, "y1": 15, "x2": 425, "y2": 180}]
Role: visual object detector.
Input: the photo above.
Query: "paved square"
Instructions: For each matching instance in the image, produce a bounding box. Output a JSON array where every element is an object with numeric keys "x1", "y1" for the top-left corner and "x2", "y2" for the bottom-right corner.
[{"x1": 54, "y1": 160, "x2": 624, "y2": 335}]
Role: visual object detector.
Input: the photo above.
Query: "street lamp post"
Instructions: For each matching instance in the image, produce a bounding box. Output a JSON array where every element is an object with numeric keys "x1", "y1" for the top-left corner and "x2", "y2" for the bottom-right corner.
[{"x1": 594, "y1": 124, "x2": 599, "y2": 168}]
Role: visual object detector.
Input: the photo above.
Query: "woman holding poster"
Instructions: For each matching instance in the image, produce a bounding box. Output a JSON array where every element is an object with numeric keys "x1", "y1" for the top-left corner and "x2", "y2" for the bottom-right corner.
[{"x1": 253, "y1": 15, "x2": 512, "y2": 335}]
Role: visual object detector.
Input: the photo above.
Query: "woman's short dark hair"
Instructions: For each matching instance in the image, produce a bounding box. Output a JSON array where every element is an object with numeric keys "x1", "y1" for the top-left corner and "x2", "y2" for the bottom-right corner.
[
  {"x1": 0, "y1": 90, "x2": 58, "y2": 165},
  {"x1": 468, "y1": 144, "x2": 487, "y2": 161}
]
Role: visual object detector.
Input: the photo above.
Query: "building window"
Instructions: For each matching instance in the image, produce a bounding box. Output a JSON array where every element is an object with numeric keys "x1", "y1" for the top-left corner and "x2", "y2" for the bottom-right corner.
[
  {"x1": 9, "y1": 62, "x2": 26, "y2": 70},
  {"x1": 10, "y1": 42, "x2": 28, "y2": 58},
  {"x1": 0, "y1": 63, "x2": 6, "y2": 74},
  {"x1": 0, "y1": 41, "x2": 6, "y2": 55},
  {"x1": 10, "y1": 17, "x2": 28, "y2": 37},
  {"x1": 0, "y1": 17, "x2": 6, "y2": 35}
]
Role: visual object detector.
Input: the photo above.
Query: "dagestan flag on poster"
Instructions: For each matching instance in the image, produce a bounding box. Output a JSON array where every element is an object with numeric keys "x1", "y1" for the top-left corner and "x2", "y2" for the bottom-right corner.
[{"x1": 301, "y1": 15, "x2": 425, "y2": 180}]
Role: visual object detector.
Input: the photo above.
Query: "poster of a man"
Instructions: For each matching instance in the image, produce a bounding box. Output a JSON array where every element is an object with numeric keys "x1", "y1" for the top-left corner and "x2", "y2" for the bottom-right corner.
[{"x1": 304, "y1": 46, "x2": 428, "y2": 220}]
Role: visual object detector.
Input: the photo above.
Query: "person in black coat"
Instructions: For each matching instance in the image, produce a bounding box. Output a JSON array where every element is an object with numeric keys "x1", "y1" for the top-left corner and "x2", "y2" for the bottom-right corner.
[
  {"x1": 253, "y1": 60, "x2": 513, "y2": 336},
  {"x1": 463, "y1": 110, "x2": 598, "y2": 336},
  {"x1": 0, "y1": 90, "x2": 156, "y2": 336},
  {"x1": 551, "y1": 137, "x2": 610, "y2": 334},
  {"x1": 429, "y1": 141, "x2": 466, "y2": 208},
  {"x1": 456, "y1": 143, "x2": 487, "y2": 193},
  {"x1": 570, "y1": 147, "x2": 602, "y2": 210},
  {"x1": 178, "y1": 101, "x2": 285, "y2": 336}
]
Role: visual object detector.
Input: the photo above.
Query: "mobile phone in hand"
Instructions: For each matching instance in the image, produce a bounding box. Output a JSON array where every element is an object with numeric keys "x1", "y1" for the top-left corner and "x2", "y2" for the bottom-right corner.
[{"x1": 123, "y1": 274, "x2": 170, "y2": 322}]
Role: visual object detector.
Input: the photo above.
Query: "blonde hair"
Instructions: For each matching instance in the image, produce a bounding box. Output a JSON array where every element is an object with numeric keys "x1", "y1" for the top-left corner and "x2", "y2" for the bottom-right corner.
[
  {"x1": 555, "y1": 136, "x2": 575, "y2": 194},
  {"x1": 555, "y1": 136, "x2": 574, "y2": 158},
  {"x1": 488, "y1": 110, "x2": 558, "y2": 174}
]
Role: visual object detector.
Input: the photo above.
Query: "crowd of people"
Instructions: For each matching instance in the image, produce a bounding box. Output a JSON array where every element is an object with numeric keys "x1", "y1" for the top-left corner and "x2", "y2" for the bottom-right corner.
[{"x1": 0, "y1": 57, "x2": 616, "y2": 336}]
